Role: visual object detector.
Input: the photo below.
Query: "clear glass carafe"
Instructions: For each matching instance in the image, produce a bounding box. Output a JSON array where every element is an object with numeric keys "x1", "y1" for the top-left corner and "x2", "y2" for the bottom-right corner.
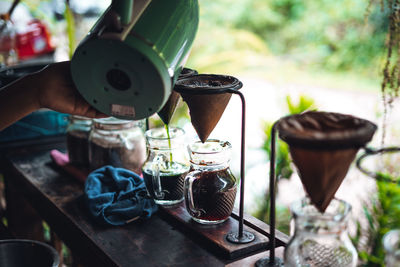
[
  {"x1": 383, "y1": 229, "x2": 400, "y2": 267},
  {"x1": 66, "y1": 115, "x2": 92, "y2": 167},
  {"x1": 89, "y1": 117, "x2": 146, "y2": 174},
  {"x1": 184, "y1": 140, "x2": 237, "y2": 225},
  {"x1": 284, "y1": 198, "x2": 357, "y2": 267},
  {"x1": 142, "y1": 127, "x2": 190, "y2": 205}
]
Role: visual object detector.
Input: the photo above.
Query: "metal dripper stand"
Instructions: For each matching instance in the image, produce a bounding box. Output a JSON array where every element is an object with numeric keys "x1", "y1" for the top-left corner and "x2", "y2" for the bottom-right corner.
[
  {"x1": 174, "y1": 74, "x2": 255, "y2": 244},
  {"x1": 256, "y1": 111, "x2": 377, "y2": 267},
  {"x1": 255, "y1": 122, "x2": 284, "y2": 267}
]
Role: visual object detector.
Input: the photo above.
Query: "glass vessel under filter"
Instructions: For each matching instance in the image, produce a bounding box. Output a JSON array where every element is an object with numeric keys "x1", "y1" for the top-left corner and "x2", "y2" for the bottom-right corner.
[
  {"x1": 284, "y1": 197, "x2": 357, "y2": 267},
  {"x1": 142, "y1": 127, "x2": 190, "y2": 205},
  {"x1": 383, "y1": 229, "x2": 400, "y2": 267},
  {"x1": 184, "y1": 140, "x2": 237, "y2": 225}
]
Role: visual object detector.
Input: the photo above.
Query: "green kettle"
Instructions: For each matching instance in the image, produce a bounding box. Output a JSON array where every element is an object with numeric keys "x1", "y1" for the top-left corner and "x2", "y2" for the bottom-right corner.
[{"x1": 70, "y1": 0, "x2": 199, "y2": 120}]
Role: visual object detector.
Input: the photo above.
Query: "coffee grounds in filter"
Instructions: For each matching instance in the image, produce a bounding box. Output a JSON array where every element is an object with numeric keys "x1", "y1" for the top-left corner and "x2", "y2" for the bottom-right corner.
[
  {"x1": 277, "y1": 111, "x2": 377, "y2": 212},
  {"x1": 175, "y1": 74, "x2": 241, "y2": 143}
]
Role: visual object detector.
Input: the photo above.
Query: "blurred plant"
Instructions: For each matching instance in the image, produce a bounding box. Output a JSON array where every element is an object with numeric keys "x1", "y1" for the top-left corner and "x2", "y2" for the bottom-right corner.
[
  {"x1": 262, "y1": 94, "x2": 316, "y2": 180},
  {"x1": 262, "y1": 122, "x2": 292, "y2": 180},
  {"x1": 64, "y1": 0, "x2": 75, "y2": 59},
  {"x1": 286, "y1": 95, "x2": 316, "y2": 115},
  {"x1": 365, "y1": 0, "x2": 400, "y2": 144},
  {"x1": 197, "y1": 0, "x2": 387, "y2": 75},
  {"x1": 353, "y1": 180, "x2": 400, "y2": 266},
  {"x1": 253, "y1": 95, "x2": 317, "y2": 233},
  {"x1": 368, "y1": 0, "x2": 400, "y2": 106},
  {"x1": 253, "y1": 199, "x2": 291, "y2": 235},
  {"x1": 186, "y1": 21, "x2": 270, "y2": 75}
]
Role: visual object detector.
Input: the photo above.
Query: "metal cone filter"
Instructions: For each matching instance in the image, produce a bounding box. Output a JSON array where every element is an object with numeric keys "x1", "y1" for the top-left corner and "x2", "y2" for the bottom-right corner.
[
  {"x1": 157, "y1": 68, "x2": 198, "y2": 124},
  {"x1": 277, "y1": 111, "x2": 377, "y2": 212},
  {"x1": 174, "y1": 74, "x2": 242, "y2": 143},
  {"x1": 157, "y1": 91, "x2": 180, "y2": 125}
]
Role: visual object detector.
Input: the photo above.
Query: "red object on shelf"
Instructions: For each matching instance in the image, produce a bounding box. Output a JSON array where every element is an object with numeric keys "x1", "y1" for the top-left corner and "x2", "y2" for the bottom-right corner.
[{"x1": 16, "y1": 19, "x2": 54, "y2": 60}]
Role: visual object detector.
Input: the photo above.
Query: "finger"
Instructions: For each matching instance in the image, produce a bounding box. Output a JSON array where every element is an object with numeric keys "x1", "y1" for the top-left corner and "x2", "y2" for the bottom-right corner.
[
  {"x1": 94, "y1": 110, "x2": 108, "y2": 118},
  {"x1": 81, "y1": 105, "x2": 108, "y2": 118}
]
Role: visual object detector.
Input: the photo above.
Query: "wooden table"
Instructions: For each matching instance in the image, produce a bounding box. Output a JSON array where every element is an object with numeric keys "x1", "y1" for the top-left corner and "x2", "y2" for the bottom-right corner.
[{"x1": 1, "y1": 140, "x2": 288, "y2": 267}]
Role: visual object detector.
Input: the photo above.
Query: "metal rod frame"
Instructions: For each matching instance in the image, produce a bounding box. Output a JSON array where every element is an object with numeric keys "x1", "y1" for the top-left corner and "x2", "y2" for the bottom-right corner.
[
  {"x1": 255, "y1": 122, "x2": 284, "y2": 267},
  {"x1": 173, "y1": 82, "x2": 254, "y2": 243},
  {"x1": 269, "y1": 122, "x2": 278, "y2": 264}
]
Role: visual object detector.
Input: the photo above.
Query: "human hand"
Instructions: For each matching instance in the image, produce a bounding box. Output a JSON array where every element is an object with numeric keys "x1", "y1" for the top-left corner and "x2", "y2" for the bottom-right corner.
[{"x1": 32, "y1": 61, "x2": 106, "y2": 118}]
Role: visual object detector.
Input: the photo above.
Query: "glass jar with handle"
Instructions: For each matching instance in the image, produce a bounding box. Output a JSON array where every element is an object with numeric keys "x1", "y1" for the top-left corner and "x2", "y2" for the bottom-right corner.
[
  {"x1": 184, "y1": 139, "x2": 237, "y2": 225},
  {"x1": 142, "y1": 127, "x2": 190, "y2": 205}
]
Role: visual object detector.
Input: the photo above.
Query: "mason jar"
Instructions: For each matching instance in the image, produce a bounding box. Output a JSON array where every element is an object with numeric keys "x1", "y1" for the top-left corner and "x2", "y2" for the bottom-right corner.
[
  {"x1": 89, "y1": 117, "x2": 146, "y2": 174},
  {"x1": 142, "y1": 127, "x2": 190, "y2": 205},
  {"x1": 383, "y1": 229, "x2": 400, "y2": 267},
  {"x1": 66, "y1": 115, "x2": 92, "y2": 167},
  {"x1": 184, "y1": 140, "x2": 238, "y2": 225},
  {"x1": 284, "y1": 197, "x2": 357, "y2": 267}
]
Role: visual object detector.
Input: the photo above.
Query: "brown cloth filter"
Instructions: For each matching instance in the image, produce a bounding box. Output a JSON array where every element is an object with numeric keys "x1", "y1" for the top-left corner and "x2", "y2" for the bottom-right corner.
[
  {"x1": 157, "y1": 68, "x2": 198, "y2": 124},
  {"x1": 174, "y1": 74, "x2": 241, "y2": 143},
  {"x1": 277, "y1": 111, "x2": 377, "y2": 212}
]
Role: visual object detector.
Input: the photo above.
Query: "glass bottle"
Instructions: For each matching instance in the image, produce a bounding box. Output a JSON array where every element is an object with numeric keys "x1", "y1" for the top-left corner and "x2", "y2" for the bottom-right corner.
[
  {"x1": 0, "y1": 14, "x2": 17, "y2": 68},
  {"x1": 142, "y1": 127, "x2": 190, "y2": 205},
  {"x1": 284, "y1": 197, "x2": 357, "y2": 267},
  {"x1": 89, "y1": 117, "x2": 146, "y2": 175},
  {"x1": 383, "y1": 229, "x2": 400, "y2": 267},
  {"x1": 184, "y1": 140, "x2": 237, "y2": 225},
  {"x1": 66, "y1": 115, "x2": 92, "y2": 167}
]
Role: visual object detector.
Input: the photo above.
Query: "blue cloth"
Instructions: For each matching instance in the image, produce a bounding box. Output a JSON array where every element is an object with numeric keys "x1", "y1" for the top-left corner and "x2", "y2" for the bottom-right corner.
[{"x1": 84, "y1": 166, "x2": 157, "y2": 226}]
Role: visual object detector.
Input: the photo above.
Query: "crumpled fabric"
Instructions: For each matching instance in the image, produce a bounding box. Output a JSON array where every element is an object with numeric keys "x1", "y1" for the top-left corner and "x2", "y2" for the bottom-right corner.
[{"x1": 84, "y1": 166, "x2": 157, "y2": 225}]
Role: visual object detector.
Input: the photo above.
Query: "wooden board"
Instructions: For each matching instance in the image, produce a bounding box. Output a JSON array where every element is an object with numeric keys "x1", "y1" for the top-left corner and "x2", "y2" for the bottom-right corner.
[
  {"x1": 1, "y1": 144, "x2": 289, "y2": 266},
  {"x1": 160, "y1": 203, "x2": 269, "y2": 260}
]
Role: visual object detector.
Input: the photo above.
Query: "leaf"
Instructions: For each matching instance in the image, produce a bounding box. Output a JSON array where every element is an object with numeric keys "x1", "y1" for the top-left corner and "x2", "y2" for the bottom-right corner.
[
  {"x1": 363, "y1": 206, "x2": 375, "y2": 230},
  {"x1": 64, "y1": 3, "x2": 76, "y2": 59},
  {"x1": 285, "y1": 94, "x2": 316, "y2": 115}
]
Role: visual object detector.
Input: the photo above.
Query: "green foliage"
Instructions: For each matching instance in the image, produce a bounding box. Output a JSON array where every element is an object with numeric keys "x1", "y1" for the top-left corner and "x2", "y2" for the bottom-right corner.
[
  {"x1": 195, "y1": 0, "x2": 387, "y2": 74},
  {"x1": 286, "y1": 95, "x2": 316, "y2": 115},
  {"x1": 254, "y1": 95, "x2": 317, "y2": 232},
  {"x1": 64, "y1": 3, "x2": 76, "y2": 59},
  {"x1": 253, "y1": 199, "x2": 291, "y2": 235},
  {"x1": 186, "y1": 21, "x2": 270, "y2": 75},
  {"x1": 262, "y1": 94, "x2": 316, "y2": 180},
  {"x1": 262, "y1": 122, "x2": 292, "y2": 180},
  {"x1": 354, "y1": 181, "x2": 400, "y2": 266}
]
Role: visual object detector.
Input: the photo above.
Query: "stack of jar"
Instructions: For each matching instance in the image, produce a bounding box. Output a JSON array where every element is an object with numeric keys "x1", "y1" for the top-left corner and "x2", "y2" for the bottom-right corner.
[{"x1": 66, "y1": 116, "x2": 146, "y2": 175}]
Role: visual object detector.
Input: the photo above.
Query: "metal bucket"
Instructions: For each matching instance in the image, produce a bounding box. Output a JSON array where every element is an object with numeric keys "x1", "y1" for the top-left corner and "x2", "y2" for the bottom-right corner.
[{"x1": 0, "y1": 239, "x2": 59, "y2": 267}]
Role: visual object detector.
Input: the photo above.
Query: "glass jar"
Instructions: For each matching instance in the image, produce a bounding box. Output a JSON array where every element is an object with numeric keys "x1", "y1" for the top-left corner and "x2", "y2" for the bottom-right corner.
[
  {"x1": 142, "y1": 127, "x2": 190, "y2": 205},
  {"x1": 383, "y1": 229, "x2": 400, "y2": 267},
  {"x1": 184, "y1": 140, "x2": 237, "y2": 225},
  {"x1": 284, "y1": 198, "x2": 357, "y2": 267},
  {"x1": 0, "y1": 15, "x2": 17, "y2": 68},
  {"x1": 89, "y1": 117, "x2": 146, "y2": 175},
  {"x1": 66, "y1": 115, "x2": 92, "y2": 167}
]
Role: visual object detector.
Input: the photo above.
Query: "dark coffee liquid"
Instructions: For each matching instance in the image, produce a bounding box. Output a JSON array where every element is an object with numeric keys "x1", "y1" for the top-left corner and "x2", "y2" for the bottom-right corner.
[
  {"x1": 142, "y1": 163, "x2": 189, "y2": 202},
  {"x1": 186, "y1": 168, "x2": 237, "y2": 222},
  {"x1": 89, "y1": 140, "x2": 145, "y2": 175},
  {"x1": 67, "y1": 131, "x2": 89, "y2": 167}
]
